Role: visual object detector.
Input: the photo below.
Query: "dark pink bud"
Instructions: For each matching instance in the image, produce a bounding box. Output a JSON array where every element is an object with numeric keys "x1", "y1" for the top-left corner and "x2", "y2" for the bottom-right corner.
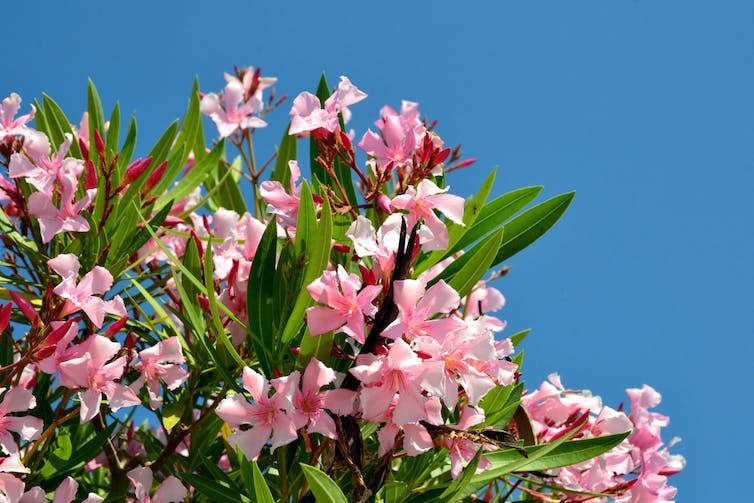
[
  {"x1": 197, "y1": 295, "x2": 210, "y2": 312},
  {"x1": 333, "y1": 242, "x2": 350, "y2": 254},
  {"x1": 359, "y1": 264, "x2": 377, "y2": 286},
  {"x1": 84, "y1": 159, "x2": 98, "y2": 190},
  {"x1": 36, "y1": 317, "x2": 78, "y2": 359},
  {"x1": 433, "y1": 147, "x2": 451, "y2": 165},
  {"x1": 122, "y1": 156, "x2": 153, "y2": 186},
  {"x1": 144, "y1": 160, "x2": 168, "y2": 193},
  {"x1": 125, "y1": 332, "x2": 137, "y2": 353},
  {"x1": 9, "y1": 291, "x2": 38, "y2": 324},
  {"x1": 312, "y1": 194, "x2": 324, "y2": 205},
  {"x1": 338, "y1": 130, "x2": 353, "y2": 151},
  {"x1": 455, "y1": 158, "x2": 477, "y2": 169},
  {"x1": 288, "y1": 346, "x2": 300, "y2": 356},
  {"x1": 377, "y1": 193, "x2": 392, "y2": 214},
  {"x1": 0, "y1": 304, "x2": 11, "y2": 332},
  {"x1": 105, "y1": 316, "x2": 129, "y2": 338},
  {"x1": 94, "y1": 129, "x2": 105, "y2": 158},
  {"x1": 273, "y1": 368, "x2": 282, "y2": 378},
  {"x1": 78, "y1": 137, "x2": 89, "y2": 160}
]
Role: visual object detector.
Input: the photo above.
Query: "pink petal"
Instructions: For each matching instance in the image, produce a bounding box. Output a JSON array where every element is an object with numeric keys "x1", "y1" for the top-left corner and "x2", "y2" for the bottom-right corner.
[
  {"x1": 127, "y1": 466, "x2": 153, "y2": 502},
  {"x1": 153, "y1": 476, "x2": 187, "y2": 503},
  {"x1": 51, "y1": 477, "x2": 78, "y2": 503},
  {"x1": 229, "y1": 426, "x2": 270, "y2": 461},
  {"x1": 216, "y1": 394, "x2": 255, "y2": 427},
  {"x1": 78, "y1": 389, "x2": 102, "y2": 424}
]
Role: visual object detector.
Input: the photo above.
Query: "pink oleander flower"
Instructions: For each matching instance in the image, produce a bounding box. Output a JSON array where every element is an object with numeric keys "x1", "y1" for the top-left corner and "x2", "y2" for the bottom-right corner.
[
  {"x1": 200, "y1": 71, "x2": 270, "y2": 138},
  {"x1": 131, "y1": 337, "x2": 188, "y2": 410},
  {"x1": 391, "y1": 179, "x2": 465, "y2": 250},
  {"x1": 345, "y1": 214, "x2": 406, "y2": 283},
  {"x1": 287, "y1": 358, "x2": 356, "y2": 439},
  {"x1": 0, "y1": 387, "x2": 43, "y2": 455},
  {"x1": 28, "y1": 174, "x2": 96, "y2": 243},
  {"x1": 259, "y1": 160, "x2": 302, "y2": 228},
  {"x1": 305, "y1": 265, "x2": 382, "y2": 344},
  {"x1": 375, "y1": 396, "x2": 442, "y2": 457},
  {"x1": 9, "y1": 132, "x2": 83, "y2": 195},
  {"x1": 350, "y1": 338, "x2": 428, "y2": 425},
  {"x1": 289, "y1": 76, "x2": 366, "y2": 135},
  {"x1": 58, "y1": 334, "x2": 140, "y2": 423},
  {"x1": 128, "y1": 467, "x2": 187, "y2": 503},
  {"x1": 382, "y1": 279, "x2": 465, "y2": 341},
  {"x1": 415, "y1": 329, "x2": 499, "y2": 410},
  {"x1": 0, "y1": 94, "x2": 34, "y2": 138},
  {"x1": 215, "y1": 367, "x2": 298, "y2": 461},
  {"x1": 0, "y1": 474, "x2": 104, "y2": 503},
  {"x1": 47, "y1": 254, "x2": 126, "y2": 328},
  {"x1": 443, "y1": 406, "x2": 492, "y2": 479},
  {"x1": 358, "y1": 100, "x2": 426, "y2": 169}
]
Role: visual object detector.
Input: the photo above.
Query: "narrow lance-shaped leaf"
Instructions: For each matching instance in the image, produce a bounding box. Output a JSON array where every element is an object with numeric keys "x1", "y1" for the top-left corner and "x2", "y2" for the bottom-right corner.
[{"x1": 300, "y1": 463, "x2": 349, "y2": 503}]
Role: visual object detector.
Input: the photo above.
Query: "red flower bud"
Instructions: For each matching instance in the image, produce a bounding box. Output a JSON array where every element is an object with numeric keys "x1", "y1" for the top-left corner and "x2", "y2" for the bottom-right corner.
[
  {"x1": 121, "y1": 156, "x2": 153, "y2": 186},
  {"x1": 333, "y1": 242, "x2": 350, "y2": 254},
  {"x1": 78, "y1": 137, "x2": 89, "y2": 160},
  {"x1": 84, "y1": 159, "x2": 98, "y2": 190},
  {"x1": 0, "y1": 304, "x2": 11, "y2": 332},
  {"x1": 359, "y1": 264, "x2": 377, "y2": 286},
  {"x1": 94, "y1": 129, "x2": 105, "y2": 158},
  {"x1": 144, "y1": 160, "x2": 168, "y2": 194},
  {"x1": 9, "y1": 291, "x2": 38, "y2": 324},
  {"x1": 105, "y1": 316, "x2": 129, "y2": 338},
  {"x1": 197, "y1": 295, "x2": 210, "y2": 312}
]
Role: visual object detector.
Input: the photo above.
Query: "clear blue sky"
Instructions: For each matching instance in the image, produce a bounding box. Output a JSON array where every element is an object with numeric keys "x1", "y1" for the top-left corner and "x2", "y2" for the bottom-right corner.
[{"x1": 5, "y1": 1, "x2": 752, "y2": 500}]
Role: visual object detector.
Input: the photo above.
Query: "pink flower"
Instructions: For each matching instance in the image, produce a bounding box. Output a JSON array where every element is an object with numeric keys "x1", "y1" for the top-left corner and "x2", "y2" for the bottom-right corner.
[
  {"x1": 391, "y1": 179, "x2": 465, "y2": 251},
  {"x1": 28, "y1": 174, "x2": 95, "y2": 243},
  {"x1": 350, "y1": 338, "x2": 427, "y2": 425},
  {"x1": 259, "y1": 160, "x2": 302, "y2": 228},
  {"x1": 200, "y1": 75, "x2": 268, "y2": 138},
  {"x1": 415, "y1": 330, "x2": 498, "y2": 410},
  {"x1": 9, "y1": 132, "x2": 83, "y2": 195},
  {"x1": 131, "y1": 337, "x2": 188, "y2": 410},
  {"x1": 47, "y1": 254, "x2": 126, "y2": 328},
  {"x1": 358, "y1": 101, "x2": 426, "y2": 169},
  {"x1": 626, "y1": 385, "x2": 669, "y2": 451},
  {"x1": 0, "y1": 387, "x2": 43, "y2": 455},
  {"x1": 0, "y1": 94, "x2": 34, "y2": 138},
  {"x1": 443, "y1": 406, "x2": 492, "y2": 479},
  {"x1": 289, "y1": 76, "x2": 366, "y2": 135},
  {"x1": 215, "y1": 367, "x2": 298, "y2": 460},
  {"x1": 287, "y1": 358, "x2": 356, "y2": 439},
  {"x1": 382, "y1": 279, "x2": 465, "y2": 341},
  {"x1": 58, "y1": 334, "x2": 140, "y2": 423},
  {"x1": 128, "y1": 467, "x2": 187, "y2": 503},
  {"x1": 305, "y1": 265, "x2": 382, "y2": 344}
]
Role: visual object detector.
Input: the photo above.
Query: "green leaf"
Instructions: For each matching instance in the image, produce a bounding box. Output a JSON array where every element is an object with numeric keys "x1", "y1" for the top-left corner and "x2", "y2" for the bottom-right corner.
[
  {"x1": 181, "y1": 473, "x2": 250, "y2": 503},
  {"x1": 492, "y1": 191, "x2": 575, "y2": 266},
  {"x1": 105, "y1": 102, "x2": 120, "y2": 157},
  {"x1": 87, "y1": 79, "x2": 106, "y2": 145},
  {"x1": 485, "y1": 431, "x2": 630, "y2": 473},
  {"x1": 450, "y1": 185, "x2": 543, "y2": 254},
  {"x1": 162, "y1": 400, "x2": 184, "y2": 431},
  {"x1": 284, "y1": 194, "x2": 332, "y2": 347},
  {"x1": 300, "y1": 463, "x2": 348, "y2": 503},
  {"x1": 152, "y1": 78, "x2": 204, "y2": 196},
  {"x1": 510, "y1": 328, "x2": 531, "y2": 346},
  {"x1": 211, "y1": 156, "x2": 247, "y2": 213},
  {"x1": 41, "y1": 94, "x2": 82, "y2": 158},
  {"x1": 272, "y1": 123, "x2": 297, "y2": 186},
  {"x1": 478, "y1": 382, "x2": 523, "y2": 429},
  {"x1": 441, "y1": 227, "x2": 504, "y2": 297},
  {"x1": 251, "y1": 460, "x2": 276, "y2": 503},
  {"x1": 246, "y1": 220, "x2": 278, "y2": 376},
  {"x1": 116, "y1": 116, "x2": 138, "y2": 178}
]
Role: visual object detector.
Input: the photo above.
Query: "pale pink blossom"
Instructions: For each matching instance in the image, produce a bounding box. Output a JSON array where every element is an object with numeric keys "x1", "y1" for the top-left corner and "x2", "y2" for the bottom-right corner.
[
  {"x1": 9, "y1": 133, "x2": 83, "y2": 195},
  {"x1": 58, "y1": 335, "x2": 140, "y2": 423},
  {"x1": 259, "y1": 160, "x2": 302, "y2": 228},
  {"x1": 0, "y1": 387, "x2": 43, "y2": 455},
  {"x1": 289, "y1": 76, "x2": 366, "y2": 135},
  {"x1": 201, "y1": 76, "x2": 267, "y2": 138},
  {"x1": 215, "y1": 367, "x2": 298, "y2": 461},
  {"x1": 287, "y1": 359, "x2": 355, "y2": 439},
  {"x1": 0, "y1": 94, "x2": 34, "y2": 138},
  {"x1": 128, "y1": 467, "x2": 187, "y2": 503},
  {"x1": 28, "y1": 174, "x2": 95, "y2": 243},
  {"x1": 131, "y1": 337, "x2": 188, "y2": 410},
  {"x1": 358, "y1": 101, "x2": 426, "y2": 169},
  {"x1": 305, "y1": 265, "x2": 382, "y2": 344},
  {"x1": 47, "y1": 254, "x2": 126, "y2": 328},
  {"x1": 382, "y1": 279, "x2": 465, "y2": 341},
  {"x1": 350, "y1": 338, "x2": 427, "y2": 425},
  {"x1": 443, "y1": 406, "x2": 492, "y2": 479},
  {"x1": 391, "y1": 179, "x2": 465, "y2": 250}
]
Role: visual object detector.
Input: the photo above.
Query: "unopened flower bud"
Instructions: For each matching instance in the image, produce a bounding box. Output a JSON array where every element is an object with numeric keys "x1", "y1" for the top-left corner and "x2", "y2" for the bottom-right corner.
[
  {"x1": 84, "y1": 159, "x2": 98, "y2": 190},
  {"x1": 144, "y1": 160, "x2": 168, "y2": 194},
  {"x1": 94, "y1": 129, "x2": 105, "y2": 158},
  {"x1": 121, "y1": 156, "x2": 153, "y2": 187},
  {"x1": 9, "y1": 291, "x2": 39, "y2": 324}
]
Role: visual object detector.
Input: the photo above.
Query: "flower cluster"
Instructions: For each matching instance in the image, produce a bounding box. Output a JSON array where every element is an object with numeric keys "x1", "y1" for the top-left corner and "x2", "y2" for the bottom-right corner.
[{"x1": 0, "y1": 67, "x2": 682, "y2": 502}]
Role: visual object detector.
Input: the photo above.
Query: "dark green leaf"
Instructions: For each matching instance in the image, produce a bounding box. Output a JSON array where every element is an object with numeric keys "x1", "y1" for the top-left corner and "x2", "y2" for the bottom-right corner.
[
  {"x1": 300, "y1": 463, "x2": 348, "y2": 503},
  {"x1": 272, "y1": 123, "x2": 297, "y2": 186}
]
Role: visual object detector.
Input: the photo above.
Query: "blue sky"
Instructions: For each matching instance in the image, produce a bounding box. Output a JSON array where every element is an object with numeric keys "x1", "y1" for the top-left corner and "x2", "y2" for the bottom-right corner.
[{"x1": 4, "y1": 1, "x2": 752, "y2": 499}]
